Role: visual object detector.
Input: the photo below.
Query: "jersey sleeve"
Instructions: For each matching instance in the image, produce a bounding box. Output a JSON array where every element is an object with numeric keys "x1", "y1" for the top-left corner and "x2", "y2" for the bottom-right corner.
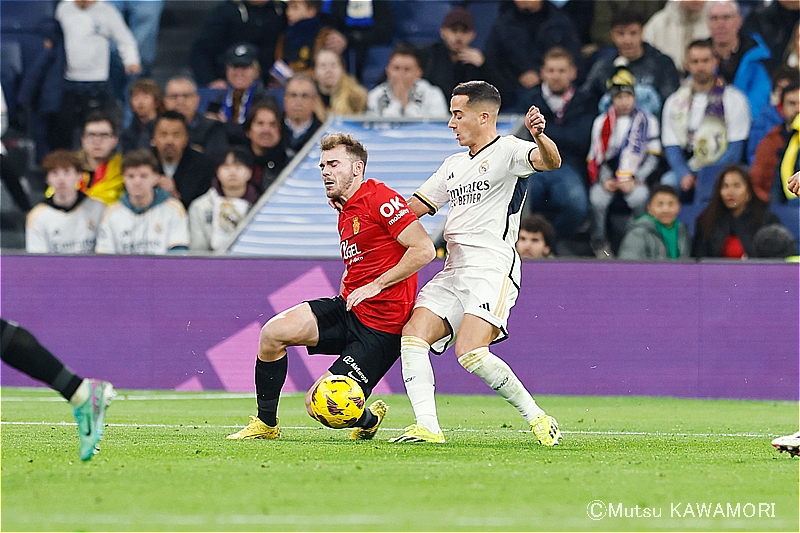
[
  {"x1": 166, "y1": 200, "x2": 190, "y2": 251},
  {"x1": 25, "y1": 206, "x2": 49, "y2": 253},
  {"x1": 371, "y1": 181, "x2": 418, "y2": 240},
  {"x1": 506, "y1": 136, "x2": 537, "y2": 177},
  {"x1": 413, "y1": 163, "x2": 450, "y2": 214}
]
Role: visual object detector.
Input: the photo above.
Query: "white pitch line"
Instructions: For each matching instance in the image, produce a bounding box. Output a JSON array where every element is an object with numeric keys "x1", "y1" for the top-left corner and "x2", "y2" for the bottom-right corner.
[
  {"x1": 0, "y1": 393, "x2": 259, "y2": 402},
  {"x1": 0, "y1": 421, "x2": 779, "y2": 438}
]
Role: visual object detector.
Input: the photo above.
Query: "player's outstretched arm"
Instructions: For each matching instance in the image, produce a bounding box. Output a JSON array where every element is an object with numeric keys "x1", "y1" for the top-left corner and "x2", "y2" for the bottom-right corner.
[
  {"x1": 524, "y1": 105, "x2": 561, "y2": 172},
  {"x1": 788, "y1": 171, "x2": 800, "y2": 196},
  {"x1": 345, "y1": 221, "x2": 435, "y2": 310}
]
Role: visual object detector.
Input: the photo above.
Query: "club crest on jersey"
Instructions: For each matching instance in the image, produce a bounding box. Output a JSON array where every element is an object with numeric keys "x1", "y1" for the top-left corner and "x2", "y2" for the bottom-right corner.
[
  {"x1": 479, "y1": 160, "x2": 490, "y2": 174},
  {"x1": 352, "y1": 216, "x2": 360, "y2": 235}
]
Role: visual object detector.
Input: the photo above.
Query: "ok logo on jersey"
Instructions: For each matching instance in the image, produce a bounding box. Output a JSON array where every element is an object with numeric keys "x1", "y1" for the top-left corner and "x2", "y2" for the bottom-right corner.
[{"x1": 379, "y1": 197, "x2": 405, "y2": 218}]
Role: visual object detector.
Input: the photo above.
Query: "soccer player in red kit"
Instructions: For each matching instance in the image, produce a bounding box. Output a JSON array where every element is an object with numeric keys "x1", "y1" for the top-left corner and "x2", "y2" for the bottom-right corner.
[{"x1": 228, "y1": 132, "x2": 436, "y2": 440}]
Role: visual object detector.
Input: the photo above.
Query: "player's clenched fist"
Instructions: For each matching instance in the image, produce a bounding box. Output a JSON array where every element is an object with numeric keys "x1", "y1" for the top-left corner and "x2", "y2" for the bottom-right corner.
[
  {"x1": 788, "y1": 171, "x2": 800, "y2": 196},
  {"x1": 525, "y1": 106, "x2": 546, "y2": 136}
]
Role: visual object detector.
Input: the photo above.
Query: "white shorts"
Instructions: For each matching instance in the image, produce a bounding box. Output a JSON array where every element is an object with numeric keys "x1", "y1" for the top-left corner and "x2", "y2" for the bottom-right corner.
[{"x1": 415, "y1": 265, "x2": 519, "y2": 354}]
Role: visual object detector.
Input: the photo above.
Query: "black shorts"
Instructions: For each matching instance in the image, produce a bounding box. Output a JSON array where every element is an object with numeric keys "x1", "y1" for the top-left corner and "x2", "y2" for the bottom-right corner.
[{"x1": 307, "y1": 296, "x2": 401, "y2": 398}]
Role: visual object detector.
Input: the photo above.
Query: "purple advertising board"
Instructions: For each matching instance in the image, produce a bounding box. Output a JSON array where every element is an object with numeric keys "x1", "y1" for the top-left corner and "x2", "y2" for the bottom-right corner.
[{"x1": 1, "y1": 255, "x2": 797, "y2": 400}]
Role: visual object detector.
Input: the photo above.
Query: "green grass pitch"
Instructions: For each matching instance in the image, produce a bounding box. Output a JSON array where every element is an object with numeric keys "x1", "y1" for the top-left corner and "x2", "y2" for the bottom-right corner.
[{"x1": 1, "y1": 388, "x2": 798, "y2": 532}]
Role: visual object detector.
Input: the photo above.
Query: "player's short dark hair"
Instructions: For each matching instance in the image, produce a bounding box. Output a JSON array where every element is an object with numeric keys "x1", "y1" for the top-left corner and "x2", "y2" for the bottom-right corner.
[
  {"x1": 611, "y1": 8, "x2": 645, "y2": 29},
  {"x1": 122, "y1": 149, "x2": 160, "y2": 173},
  {"x1": 519, "y1": 213, "x2": 555, "y2": 250},
  {"x1": 243, "y1": 99, "x2": 283, "y2": 133},
  {"x1": 215, "y1": 147, "x2": 254, "y2": 170},
  {"x1": 452, "y1": 81, "x2": 501, "y2": 110},
  {"x1": 319, "y1": 132, "x2": 368, "y2": 167},
  {"x1": 648, "y1": 184, "x2": 680, "y2": 204},
  {"x1": 780, "y1": 82, "x2": 800, "y2": 104},
  {"x1": 389, "y1": 42, "x2": 421, "y2": 69},
  {"x1": 543, "y1": 46, "x2": 576, "y2": 68},
  {"x1": 155, "y1": 110, "x2": 187, "y2": 131},
  {"x1": 751, "y1": 224, "x2": 798, "y2": 258},
  {"x1": 41, "y1": 149, "x2": 83, "y2": 174},
  {"x1": 83, "y1": 110, "x2": 118, "y2": 135}
]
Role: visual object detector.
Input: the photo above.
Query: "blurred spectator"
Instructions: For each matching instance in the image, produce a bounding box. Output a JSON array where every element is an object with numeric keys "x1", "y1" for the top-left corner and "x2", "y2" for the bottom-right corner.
[
  {"x1": 747, "y1": 66, "x2": 797, "y2": 165},
  {"x1": 587, "y1": 67, "x2": 659, "y2": 257},
  {"x1": 151, "y1": 111, "x2": 215, "y2": 210},
  {"x1": 52, "y1": 0, "x2": 141, "y2": 150},
  {"x1": 215, "y1": 44, "x2": 276, "y2": 126},
  {"x1": 661, "y1": 40, "x2": 750, "y2": 201},
  {"x1": 189, "y1": 148, "x2": 256, "y2": 252},
  {"x1": 421, "y1": 7, "x2": 500, "y2": 101},
  {"x1": 751, "y1": 223, "x2": 798, "y2": 259},
  {"x1": 782, "y1": 22, "x2": 799, "y2": 70},
  {"x1": 318, "y1": 0, "x2": 394, "y2": 81},
  {"x1": 1, "y1": 85, "x2": 32, "y2": 212},
  {"x1": 366, "y1": 44, "x2": 448, "y2": 118},
  {"x1": 514, "y1": 47, "x2": 591, "y2": 249},
  {"x1": 119, "y1": 78, "x2": 161, "y2": 153},
  {"x1": 642, "y1": 0, "x2": 710, "y2": 73},
  {"x1": 617, "y1": 185, "x2": 691, "y2": 261},
  {"x1": 109, "y1": 0, "x2": 163, "y2": 75},
  {"x1": 26, "y1": 150, "x2": 105, "y2": 254},
  {"x1": 751, "y1": 84, "x2": 800, "y2": 203},
  {"x1": 191, "y1": 0, "x2": 286, "y2": 88},
  {"x1": 312, "y1": 48, "x2": 367, "y2": 116},
  {"x1": 275, "y1": 0, "x2": 324, "y2": 74},
  {"x1": 705, "y1": 0, "x2": 771, "y2": 116},
  {"x1": 516, "y1": 214, "x2": 555, "y2": 259},
  {"x1": 282, "y1": 74, "x2": 323, "y2": 159},
  {"x1": 742, "y1": 0, "x2": 800, "y2": 73},
  {"x1": 483, "y1": 0, "x2": 582, "y2": 108},
  {"x1": 589, "y1": 0, "x2": 666, "y2": 51},
  {"x1": 163, "y1": 77, "x2": 228, "y2": 156},
  {"x1": 95, "y1": 149, "x2": 189, "y2": 254},
  {"x1": 691, "y1": 164, "x2": 781, "y2": 259},
  {"x1": 73, "y1": 110, "x2": 125, "y2": 206},
  {"x1": 582, "y1": 8, "x2": 679, "y2": 116},
  {"x1": 107, "y1": 0, "x2": 163, "y2": 119},
  {"x1": 241, "y1": 100, "x2": 288, "y2": 193}
]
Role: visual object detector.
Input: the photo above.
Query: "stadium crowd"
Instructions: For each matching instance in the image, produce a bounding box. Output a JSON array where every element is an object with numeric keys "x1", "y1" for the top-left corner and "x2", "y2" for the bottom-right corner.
[{"x1": 1, "y1": 0, "x2": 798, "y2": 259}]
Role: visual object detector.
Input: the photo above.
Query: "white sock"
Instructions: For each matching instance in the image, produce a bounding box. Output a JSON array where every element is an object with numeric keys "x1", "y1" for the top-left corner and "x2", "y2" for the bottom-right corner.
[
  {"x1": 458, "y1": 347, "x2": 544, "y2": 422},
  {"x1": 68, "y1": 379, "x2": 90, "y2": 408},
  {"x1": 400, "y1": 336, "x2": 441, "y2": 434}
]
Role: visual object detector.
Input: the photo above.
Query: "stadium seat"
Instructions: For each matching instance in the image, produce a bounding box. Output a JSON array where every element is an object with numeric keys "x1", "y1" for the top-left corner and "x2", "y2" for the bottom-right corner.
[
  {"x1": 467, "y1": 0, "x2": 500, "y2": 51},
  {"x1": 360, "y1": 45, "x2": 393, "y2": 90},
  {"x1": 390, "y1": 0, "x2": 456, "y2": 47}
]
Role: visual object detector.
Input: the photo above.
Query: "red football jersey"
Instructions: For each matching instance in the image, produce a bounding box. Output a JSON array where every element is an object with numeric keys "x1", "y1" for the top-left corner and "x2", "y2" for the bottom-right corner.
[{"x1": 338, "y1": 179, "x2": 419, "y2": 335}]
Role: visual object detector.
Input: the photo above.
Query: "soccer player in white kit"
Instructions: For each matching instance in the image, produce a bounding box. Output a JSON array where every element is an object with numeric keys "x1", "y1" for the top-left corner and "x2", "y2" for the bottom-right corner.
[{"x1": 391, "y1": 81, "x2": 563, "y2": 445}]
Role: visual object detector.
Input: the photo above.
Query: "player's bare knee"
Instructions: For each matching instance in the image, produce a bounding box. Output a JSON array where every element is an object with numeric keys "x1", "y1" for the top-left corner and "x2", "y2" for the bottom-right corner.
[{"x1": 258, "y1": 320, "x2": 290, "y2": 361}]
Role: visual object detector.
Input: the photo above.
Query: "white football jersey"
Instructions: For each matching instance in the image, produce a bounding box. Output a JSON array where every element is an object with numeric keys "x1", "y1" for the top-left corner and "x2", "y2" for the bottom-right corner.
[
  {"x1": 95, "y1": 195, "x2": 189, "y2": 255},
  {"x1": 188, "y1": 188, "x2": 251, "y2": 251},
  {"x1": 414, "y1": 135, "x2": 537, "y2": 285},
  {"x1": 26, "y1": 196, "x2": 106, "y2": 254}
]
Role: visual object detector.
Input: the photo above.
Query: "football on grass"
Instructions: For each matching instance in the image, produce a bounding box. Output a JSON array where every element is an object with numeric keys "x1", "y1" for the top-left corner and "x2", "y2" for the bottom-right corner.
[{"x1": 310, "y1": 375, "x2": 365, "y2": 428}]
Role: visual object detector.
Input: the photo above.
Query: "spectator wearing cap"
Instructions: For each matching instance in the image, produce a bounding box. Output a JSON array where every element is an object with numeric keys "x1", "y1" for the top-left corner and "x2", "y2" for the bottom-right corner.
[
  {"x1": 587, "y1": 67, "x2": 661, "y2": 257},
  {"x1": 191, "y1": 0, "x2": 286, "y2": 89},
  {"x1": 366, "y1": 43, "x2": 448, "y2": 118},
  {"x1": 420, "y1": 7, "x2": 501, "y2": 100},
  {"x1": 215, "y1": 43, "x2": 276, "y2": 126}
]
